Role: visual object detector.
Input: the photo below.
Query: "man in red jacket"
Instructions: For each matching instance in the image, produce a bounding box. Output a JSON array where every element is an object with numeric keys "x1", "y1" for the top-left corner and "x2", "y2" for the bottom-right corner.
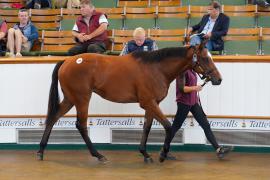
[{"x1": 68, "y1": 0, "x2": 108, "y2": 55}]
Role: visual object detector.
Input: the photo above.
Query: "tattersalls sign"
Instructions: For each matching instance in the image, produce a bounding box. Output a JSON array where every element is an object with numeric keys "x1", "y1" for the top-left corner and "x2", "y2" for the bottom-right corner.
[
  {"x1": 0, "y1": 119, "x2": 37, "y2": 127},
  {"x1": 208, "y1": 119, "x2": 270, "y2": 130},
  {"x1": 0, "y1": 117, "x2": 269, "y2": 130}
]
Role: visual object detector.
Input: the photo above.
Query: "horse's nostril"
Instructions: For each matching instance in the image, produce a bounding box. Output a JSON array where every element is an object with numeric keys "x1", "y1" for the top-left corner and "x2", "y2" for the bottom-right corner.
[{"x1": 212, "y1": 78, "x2": 222, "y2": 85}]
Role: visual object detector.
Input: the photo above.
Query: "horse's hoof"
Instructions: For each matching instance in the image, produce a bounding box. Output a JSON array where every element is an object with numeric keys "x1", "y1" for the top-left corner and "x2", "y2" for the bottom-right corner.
[
  {"x1": 159, "y1": 151, "x2": 166, "y2": 163},
  {"x1": 37, "y1": 152, "x2": 44, "y2": 161},
  {"x1": 144, "y1": 157, "x2": 154, "y2": 163},
  {"x1": 159, "y1": 156, "x2": 165, "y2": 163},
  {"x1": 98, "y1": 156, "x2": 109, "y2": 164}
]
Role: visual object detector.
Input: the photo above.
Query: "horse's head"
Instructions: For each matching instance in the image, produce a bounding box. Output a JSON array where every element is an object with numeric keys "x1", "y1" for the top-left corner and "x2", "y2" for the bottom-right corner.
[{"x1": 188, "y1": 40, "x2": 222, "y2": 85}]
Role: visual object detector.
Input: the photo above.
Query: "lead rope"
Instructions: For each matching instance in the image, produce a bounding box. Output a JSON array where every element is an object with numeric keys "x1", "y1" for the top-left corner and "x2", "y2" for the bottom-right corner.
[{"x1": 197, "y1": 80, "x2": 208, "y2": 116}]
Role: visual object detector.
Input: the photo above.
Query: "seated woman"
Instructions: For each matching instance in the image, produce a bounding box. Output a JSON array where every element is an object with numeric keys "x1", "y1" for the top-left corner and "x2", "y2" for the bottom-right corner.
[
  {"x1": 120, "y1": 27, "x2": 158, "y2": 56},
  {"x1": 6, "y1": 9, "x2": 38, "y2": 57}
]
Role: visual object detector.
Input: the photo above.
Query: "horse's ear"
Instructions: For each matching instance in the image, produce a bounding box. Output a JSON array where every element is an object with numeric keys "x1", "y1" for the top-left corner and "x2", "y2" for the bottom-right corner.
[{"x1": 199, "y1": 38, "x2": 208, "y2": 50}]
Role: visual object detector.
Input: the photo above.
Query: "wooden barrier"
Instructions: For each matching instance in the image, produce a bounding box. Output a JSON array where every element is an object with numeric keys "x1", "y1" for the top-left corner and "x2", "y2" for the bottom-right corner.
[
  {"x1": 1, "y1": 55, "x2": 270, "y2": 64},
  {"x1": 0, "y1": 55, "x2": 270, "y2": 120}
]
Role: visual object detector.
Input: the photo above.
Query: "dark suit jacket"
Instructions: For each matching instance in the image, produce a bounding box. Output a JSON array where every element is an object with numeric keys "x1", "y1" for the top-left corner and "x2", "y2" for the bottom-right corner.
[{"x1": 192, "y1": 13, "x2": 230, "y2": 51}]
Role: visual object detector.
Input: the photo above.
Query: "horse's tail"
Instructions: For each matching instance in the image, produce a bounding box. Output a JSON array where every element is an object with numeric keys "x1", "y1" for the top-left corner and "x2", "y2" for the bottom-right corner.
[{"x1": 45, "y1": 61, "x2": 64, "y2": 125}]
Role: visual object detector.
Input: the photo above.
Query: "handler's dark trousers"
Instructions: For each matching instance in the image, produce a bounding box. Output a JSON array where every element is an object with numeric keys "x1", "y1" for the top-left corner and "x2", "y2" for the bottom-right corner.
[{"x1": 171, "y1": 102, "x2": 219, "y2": 150}]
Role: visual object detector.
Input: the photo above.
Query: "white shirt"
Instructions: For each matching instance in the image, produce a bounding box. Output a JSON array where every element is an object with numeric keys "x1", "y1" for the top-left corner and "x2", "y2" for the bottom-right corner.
[
  {"x1": 201, "y1": 17, "x2": 216, "y2": 35},
  {"x1": 72, "y1": 14, "x2": 108, "y2": 32}
]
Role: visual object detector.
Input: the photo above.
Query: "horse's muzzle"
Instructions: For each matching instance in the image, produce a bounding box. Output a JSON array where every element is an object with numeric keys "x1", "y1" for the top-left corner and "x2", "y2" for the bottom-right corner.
[{"x1": 211, "y1": 78, "x2": 222, "y2": 85}]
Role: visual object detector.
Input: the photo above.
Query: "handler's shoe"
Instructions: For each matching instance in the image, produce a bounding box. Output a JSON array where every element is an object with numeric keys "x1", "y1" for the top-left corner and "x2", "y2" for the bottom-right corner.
[
  {"x1": 216, "y1": 146, "x2": 233, "y2": 159},
  {"x1": 165, "y1": 152, "x2": 177, "y2": 160},
  {"x1": 159, "y1": 148, "x2": 177, "y2": 161}
]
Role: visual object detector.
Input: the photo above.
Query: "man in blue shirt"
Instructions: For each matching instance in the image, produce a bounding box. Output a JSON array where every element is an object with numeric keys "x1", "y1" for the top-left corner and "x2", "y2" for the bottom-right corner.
[
  {"x1": 187, "y1": 1, "x2": 230, "y2": 51},
  {"x1": 6, "y1": 9, "x2": 38, "y2": 57}
]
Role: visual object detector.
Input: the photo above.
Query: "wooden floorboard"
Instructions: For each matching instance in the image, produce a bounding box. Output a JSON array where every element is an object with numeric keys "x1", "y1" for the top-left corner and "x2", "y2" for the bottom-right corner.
[{"x1": 0, "y1": 150, "x2": 269, "y2": 179}]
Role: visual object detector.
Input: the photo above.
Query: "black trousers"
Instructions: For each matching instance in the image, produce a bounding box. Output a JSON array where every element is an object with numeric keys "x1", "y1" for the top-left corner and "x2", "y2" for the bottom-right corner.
[
  {"x1": 252, "y1": 0, "x2": 270, "y2": 6},
  {"x1": 26, "y1": 0, "x2": 51, "y2": 8},
  {"x1": 0, "y1": 40, "x2": 6, "y2": 56},
  {"x1": 171, "y1": 102, "x2": 219, "y2": 150},
  {"x1": 68, "y1": 42, "x2": 106, "y2": 56}
]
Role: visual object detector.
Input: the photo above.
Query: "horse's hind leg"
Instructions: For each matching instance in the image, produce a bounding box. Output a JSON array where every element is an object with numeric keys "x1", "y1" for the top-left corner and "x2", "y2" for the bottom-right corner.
[
  {"x1": 37, "y1": 98, "x2": 73, "y2": 160},
  {"x1": 139, "y1": 111, "x2": 154, "y2": 163},
  {"x1": 75, "y1": 100, "x2": 107, "y2": 163}
]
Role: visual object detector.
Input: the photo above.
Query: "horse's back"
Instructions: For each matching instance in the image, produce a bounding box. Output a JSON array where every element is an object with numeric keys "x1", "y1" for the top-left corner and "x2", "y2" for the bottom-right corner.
[
  {"x1": 61, "y1": 53, "x2": 137, "y2": 69},
  {"x1": 58, "y1": 53, "x2": 144, "y2": 103},
  {"x1": 60, "y1": 53, "x2": 125, "y2": 75}
]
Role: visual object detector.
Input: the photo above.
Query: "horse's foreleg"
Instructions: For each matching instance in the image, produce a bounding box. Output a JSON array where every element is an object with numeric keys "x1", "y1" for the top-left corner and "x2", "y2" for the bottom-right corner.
[
  {"x1": 37, "y1": 98, "x2": 73, "y2": 160},
  {"x1": 75, "y1": 103, "x2": 107, "y2": 163},
  {"x1": 159, "y1": 119, "x2": 172, "y2": 163},
  {"x1": 141, "y1": 101, "x2": 172, "y2": 162},
  {"x1": 139, "y1": 111, "x2": 153, "y2": 163},
  {"x1": 141, "y1": 100, "x2": 172, "y2": 163}
]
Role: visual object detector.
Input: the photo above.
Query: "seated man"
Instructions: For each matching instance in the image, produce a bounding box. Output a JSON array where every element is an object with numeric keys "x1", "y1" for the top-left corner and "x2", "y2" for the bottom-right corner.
[
  {"x1": 0, "y1": 19, "x2": 7, "y2": 56},
  {"x1": 187, "y1": 1, "x2": 230, "y2": 51},
  {"x1": 6, "y1": 9, "x2": 38, "y2": 57},
  {"x1": 250, "y1": 0, "x2": 270, "y2": 7},
  {"x1": 68, "y1": 0, "x2": 108, "y2": 56},
  {"x1": 120, "y1": 27, "x2": 158, "y2": 56}
]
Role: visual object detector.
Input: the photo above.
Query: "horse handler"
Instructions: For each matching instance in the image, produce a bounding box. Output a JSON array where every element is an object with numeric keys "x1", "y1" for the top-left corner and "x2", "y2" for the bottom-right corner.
[{"x1": 164, "y1": 69, "x2": 233, "y2": 160}]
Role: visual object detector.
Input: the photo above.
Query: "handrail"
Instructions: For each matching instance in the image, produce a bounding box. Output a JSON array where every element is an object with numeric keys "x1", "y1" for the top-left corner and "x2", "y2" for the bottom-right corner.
[
  {"x1": 1, "y1": 55, "x2": 270, "y2": 64},
  {"x1": 0, "y1": 56, "x2": 68, "y2": 64},
  {"x1": 0, "y1": 114, "x2": 269, "y2": 120}
]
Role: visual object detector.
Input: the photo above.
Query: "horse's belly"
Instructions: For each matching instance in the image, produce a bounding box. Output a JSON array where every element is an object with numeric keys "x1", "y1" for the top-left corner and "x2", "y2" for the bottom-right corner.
[{"x1": 94, "y1": 88, "x2": 138, "y2": 103}]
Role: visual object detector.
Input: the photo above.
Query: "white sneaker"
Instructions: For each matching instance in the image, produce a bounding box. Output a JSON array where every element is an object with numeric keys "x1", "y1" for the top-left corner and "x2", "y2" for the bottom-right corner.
[
  {"x1": 5, "y1": 52, "x2": 15, "y2": 57},
  {"x1": 16, "y1": 52, "x2": 22, "y2": 57}
]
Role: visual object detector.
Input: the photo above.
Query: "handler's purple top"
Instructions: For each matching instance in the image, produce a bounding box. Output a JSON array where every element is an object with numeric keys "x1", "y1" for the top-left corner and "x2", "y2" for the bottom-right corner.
[{"x1": 176, "y1": 70, "x2": 198, "y2": 106}]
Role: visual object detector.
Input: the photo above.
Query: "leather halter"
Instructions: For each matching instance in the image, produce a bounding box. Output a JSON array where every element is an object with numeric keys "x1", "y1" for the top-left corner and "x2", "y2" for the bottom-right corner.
[{"x1": 190, "y1": 46, "x2": 217, "y2": 84}]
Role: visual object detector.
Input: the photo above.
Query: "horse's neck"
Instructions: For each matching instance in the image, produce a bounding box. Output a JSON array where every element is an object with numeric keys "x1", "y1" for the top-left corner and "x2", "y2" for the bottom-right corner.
[{"x1": 159, "y1": 57, "x2": 191, "y2": 83}]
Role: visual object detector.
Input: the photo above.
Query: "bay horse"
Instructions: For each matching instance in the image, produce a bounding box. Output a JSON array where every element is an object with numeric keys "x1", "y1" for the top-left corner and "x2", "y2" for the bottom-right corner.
[{"x1": 37, "y1": 40, "x2": 222, "y2": 163}]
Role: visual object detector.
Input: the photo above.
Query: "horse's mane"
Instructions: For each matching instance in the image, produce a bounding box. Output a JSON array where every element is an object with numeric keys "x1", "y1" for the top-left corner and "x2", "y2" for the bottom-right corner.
[{"x1": 131, "y1": 46, "x2": 188, "y2": 63}]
